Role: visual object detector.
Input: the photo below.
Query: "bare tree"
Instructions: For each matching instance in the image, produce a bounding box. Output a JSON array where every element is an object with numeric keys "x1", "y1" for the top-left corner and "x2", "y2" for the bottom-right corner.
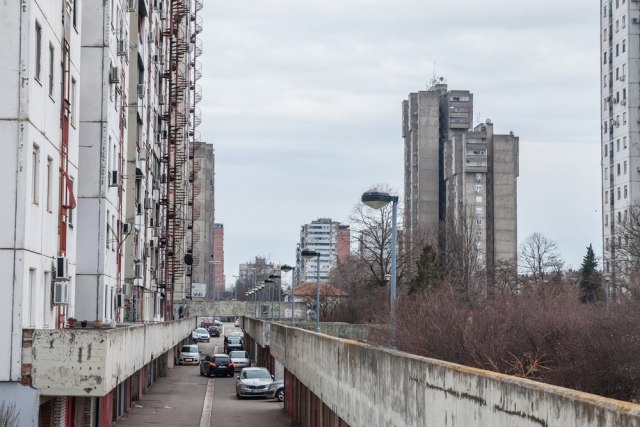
[
  {"x1": 518, "y1": 232, "x2": 564, "y2": 282},
  {"x1": 0, "y1": 402, "x2": 20, "y2": 427}
]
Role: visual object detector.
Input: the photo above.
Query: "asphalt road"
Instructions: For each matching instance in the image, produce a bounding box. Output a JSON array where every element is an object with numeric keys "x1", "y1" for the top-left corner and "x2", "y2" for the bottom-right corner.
[
  {"x1": 198, "y1": 323, "x2": 291, "y2": 427},
  {"x1": 115, "y1": 323, "x2": 290, "y2": 427}
]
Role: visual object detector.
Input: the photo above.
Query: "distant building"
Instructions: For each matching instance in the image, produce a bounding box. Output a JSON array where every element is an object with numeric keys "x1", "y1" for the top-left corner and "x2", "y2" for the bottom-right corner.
[
  {"x1": 402, "y1": 83, "x2": 519, "y2": 283},
  {"x1": 297, "y1": 218, "x2": 351, "y2": 282},
  {"x1": 192, "y1": 143, "x2": 216, "y2": 299},
  {"x1": 600, "y1": 1, "x2": 634, "y2": 282},
  {"x1": 213, "y1": 223, "x2": 225, "y2": 296}
]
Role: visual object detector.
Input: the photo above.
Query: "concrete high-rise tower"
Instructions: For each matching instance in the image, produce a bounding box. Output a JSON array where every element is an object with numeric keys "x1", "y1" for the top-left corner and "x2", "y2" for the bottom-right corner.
[
  {"x1": 402, "y1": 84, "x2": 519, "y2": 284},
  {"x1": 600, "y1": 1, "x2": 637, "y2": 283}
]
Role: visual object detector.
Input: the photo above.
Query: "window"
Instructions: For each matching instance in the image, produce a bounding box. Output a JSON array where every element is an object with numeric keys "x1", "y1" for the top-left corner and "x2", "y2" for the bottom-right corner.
[
  {"x1": 605, "y1": 167, "x2": 608, "y2": 178},
  {"x1": 624, "y1": 137, "x2": 627, "y2": 149},
  {"x1": 35, "y1": 21, "x2": 42, "y2": 81},
  {"x1": 475, "y1": 207, "x2": 483, "y2": 214},
  {"x1": 623, "y1": 112, "x2": 627, "y2": 125},
  {"x1": 604, "y1": 29, "x2": 608, "y2": 42},
  {"x1": 606, "y1": 238, "x2": 610, "y2": 251},
  {"x1": 605, "y1": 214, "x2": 609, "y2": 226},
  {"x1": 43, "y1": 271, "x2": 50, "y2": 327},
  {"x1": 475, "y1": 196, "x2": 482, "y2": 203},
  {"x1": 68, "y1": 177, "x2": 74, "y2": 226},
  {"x1": 616, "y1": 20, "x2": 619, "y2": 32},
  {"x1": 72, "y1": 0, "x2": 78, "y2": 28},
  {"x1": 46, "y1": 157, "x2": 53, "y2": 212},
  {"x1": 604, "y1": 5, "x2": 607, "y2": 17},
  {"x1": 106, "y1": 211, "x2": 110, "y2": 249},
  {"x1": 622, "y1": 15, "x2": 626, "y2": 28},
  {"x1": 618, "y1": 163, "x2": 621, "y2": 175},
  {"x1": 27, "y1": 268, "x2": 35, "y2": 328},
  {"x1": 48, "y1": 44, "x2": 54, "y2": 97},
  {"x1": 32, "y1": 144, "x2": 40, "y2": 204},
  {"x1": 70, "y1": 78, "x2": 77, "y2": 126},
  {"x1": 604, "y1": 123, "x2": 608, "y2": 135},
  {"x1": 616, "y1": 67, "x2": 619, "y2": 80},
  {"x1": 616, "y1": 44, "x2": 619, "y2": 57},
  {"x1": 605, "y1": 190, "x2": 609, "y2": 201},
  {"x1": 475, "y1": 218, "x2": 482, "y2": 225},
  {"x1": 618, "y1": 187, "x2": 621, "y2": 200},
  {"x1": 623, "y1": 39, "x2": 626, "y2": 53},
  {"x1": 111, "y1": 214, "x2": 115, "y2": 251},
  {"x1": 475, "y1": 230, "x2": 482, "y2": 237},
  {"x1": 618, "y1": 211, "x2": 622, "y2": 223},
  {"x1": 623, "y1": 89, "x2": 627, "y2": 101},
  {"x1": 475, "y1": 184, "x2": 482, "y2": 193},
  {"x1": 625, "y1": 209, "x2": 628, "y2": 222},
  {"x1": 604, "y1": 143, "x2": 608, "y2": 156},
  {"x1": 617, "y1": 139, "x2": 620, "y2": 151},
  {"x1": 624, "y1": 185, "x2": 628, "y2": 198},
  {"x1": 624, "y1": 161, "x2": 628, "y2": 174}
]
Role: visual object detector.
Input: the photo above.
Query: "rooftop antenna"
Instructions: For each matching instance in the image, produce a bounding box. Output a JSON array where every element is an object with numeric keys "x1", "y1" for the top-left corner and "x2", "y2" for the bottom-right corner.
[{"x1": 427, "y1": 62, "x2": 446, "y2": 90}]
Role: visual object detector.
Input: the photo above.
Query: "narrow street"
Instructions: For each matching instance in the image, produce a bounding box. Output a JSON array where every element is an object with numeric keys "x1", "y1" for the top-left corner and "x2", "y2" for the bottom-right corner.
[{"x1": 115, "y1": 322, "x2": 291, "y2": 427}]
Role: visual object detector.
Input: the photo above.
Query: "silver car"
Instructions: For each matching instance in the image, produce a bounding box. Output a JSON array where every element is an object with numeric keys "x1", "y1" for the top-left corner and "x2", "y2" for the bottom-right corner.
[
  {"x1": 178, "y1": 344, "x2": 200, "y2": 365},
  {"x1": 267, "y1": 379, "x2": 284, "y2": 402},
  {"x1": 236, "y1": 367, "x2": 274, "y2": 399},
  {"x1": 229, "y1": 351, "x2": 251, "y2": 371}
]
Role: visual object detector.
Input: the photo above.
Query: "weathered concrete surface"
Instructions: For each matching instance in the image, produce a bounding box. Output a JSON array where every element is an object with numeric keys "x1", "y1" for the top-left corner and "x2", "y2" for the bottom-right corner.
[
  {"x1": 248, "y1": 318, "x2": 640, "y2": 427},
  {"x1": 30, "y1": 317, "x2": 195, "y2": 396},
  {"x1": 188, "y1": 300, "x2": 286, "y2": 317}
]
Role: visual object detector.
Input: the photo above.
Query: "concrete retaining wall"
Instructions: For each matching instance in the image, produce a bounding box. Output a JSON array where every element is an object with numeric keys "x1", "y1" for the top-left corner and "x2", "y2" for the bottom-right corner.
[{"x1": 249, "y1": 318, "x2": 640, "y2": 427}]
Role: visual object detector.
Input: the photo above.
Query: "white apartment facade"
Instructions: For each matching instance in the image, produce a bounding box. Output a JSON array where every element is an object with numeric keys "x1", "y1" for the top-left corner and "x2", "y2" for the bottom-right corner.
[
  {"x1": 0, "y1": 0, "x2": 204, "y2": 425},
  {"x1": 297, "y1": 218, "x2": 350, "y2": 282},
  {"x1": 600, "y1": 0, "x2": 639, "y2": 282},
  {"x1": 0, "y1": 0, "x2": 81, "y2": 421}
]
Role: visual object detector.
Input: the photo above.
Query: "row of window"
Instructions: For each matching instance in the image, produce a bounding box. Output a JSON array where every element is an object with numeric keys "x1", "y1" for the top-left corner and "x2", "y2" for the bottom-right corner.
[
  {"x1": 604, "y1": 161, "x2": 628, "y2": 180},
  {"x1": 603, "y1": 64, "x2": 626, "y2": 89},
  {"x1": 603, "y1": 112, "x2": 627, "y2": 133},
  {"x1": 604, "y1": 185, "x2": 629, "y2": 202},
  {"x1": 603, "y1": 137, "x2": 627, "y2": 156},
  {"x1": 603, "y1": 0, "x2": 627, "y2": 18},
  {"x1": 604, "y1": 209, "x2": 628, "y2": 227},
  {"x1": 32, "y1": 144, "x2": 74, "y2": 225},
  {"x1": 34, "y1": 21, "x2": 78, "y2": 125}
]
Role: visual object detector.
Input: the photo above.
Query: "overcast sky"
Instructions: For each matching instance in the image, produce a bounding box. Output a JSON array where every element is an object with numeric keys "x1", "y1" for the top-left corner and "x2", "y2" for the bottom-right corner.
[{"x1": 198, "y1": 1, "x2": 601, "y2": 286}]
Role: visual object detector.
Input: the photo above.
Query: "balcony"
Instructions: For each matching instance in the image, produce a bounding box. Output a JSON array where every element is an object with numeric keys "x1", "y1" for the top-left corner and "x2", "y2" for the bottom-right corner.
[{"x1": 29, "y1": 318, "x2": 194, "y2": 396}]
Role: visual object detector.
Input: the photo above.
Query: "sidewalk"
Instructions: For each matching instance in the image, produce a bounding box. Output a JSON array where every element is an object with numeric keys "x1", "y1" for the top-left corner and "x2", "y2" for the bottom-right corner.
[{"x1": 115, "y1": 365, "x2": 211, "y2": 427}]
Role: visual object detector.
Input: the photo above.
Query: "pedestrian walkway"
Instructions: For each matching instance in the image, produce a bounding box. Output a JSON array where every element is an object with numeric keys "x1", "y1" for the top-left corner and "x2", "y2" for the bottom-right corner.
[{"x1": 115, "y1": 365, "x2": 210, "y2": 427}]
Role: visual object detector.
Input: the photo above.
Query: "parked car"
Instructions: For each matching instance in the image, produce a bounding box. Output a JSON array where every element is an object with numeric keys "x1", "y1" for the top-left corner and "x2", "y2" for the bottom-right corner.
[
  {"x1": 268, "y1": 379, "x2": 284, "y2": 402},
  {"x1": 207, "y1": 326, "x2": 220, "y2": 337},
  {"x1": 214, "y1": 319, "x2": 223, "y2": 327},
  {"x1": 228, "y1": 351, "x2": 251, "y2": 371},
  {"x1": 192, "y1": 328, "x2": 210, "y2": 343},
  {"x1": 236, "y1": 367, "x2": 274, "y2": 399},
  {"x1": 200, "y1": 353, "x2": 235, "y2": 377},
  {"x1": 178, "y1": 345, "x2": 200, "y2": 365},
  {"x1": 226, "y1": 331, "x2": 244, "y2": 340},
  {"x1": 226, "y1": 337, "x2": 243, "y2": 353}
]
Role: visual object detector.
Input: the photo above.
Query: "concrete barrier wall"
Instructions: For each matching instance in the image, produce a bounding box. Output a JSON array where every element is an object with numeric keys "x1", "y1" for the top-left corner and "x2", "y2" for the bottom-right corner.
[
  {"x1": 31, "y1": 318, "x2": 195, "y2": 396},
  {"x1": 255, "y1": 319, "x2": 640, "y2": 427}
]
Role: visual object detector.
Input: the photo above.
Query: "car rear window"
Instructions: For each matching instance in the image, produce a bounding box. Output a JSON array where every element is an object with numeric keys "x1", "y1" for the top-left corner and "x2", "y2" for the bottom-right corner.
[
  {"x1": 215, "y1": 356, "x2": 230, "y2": 364},
  {"x1": 229, "y1": 351, "x2": 247, "y2": 358},
  {"x1": 181, "y1": 346, "x2": 197, "y2": 353}
]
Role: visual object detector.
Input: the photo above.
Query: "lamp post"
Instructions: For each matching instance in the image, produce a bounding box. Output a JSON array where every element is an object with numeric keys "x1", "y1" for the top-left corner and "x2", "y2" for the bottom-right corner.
[
  {"x1": 362, "y1": 189, "x2": 398, "y2": 348},
  {"x1": 280, "y1": 264, "x2": 294, "y2": 326},
  {"x1": 301, "y1": 248, "x2": 321, "y2": 333},
  {"x1": 268, "y1": 273, "x2": 282, "y2": 320},
  {"x1": 256, "y1": 282, "x2": 265, "y2": 317},
  {"x1": 264, "y1": 278, "x2": 275, "y2": 321}
]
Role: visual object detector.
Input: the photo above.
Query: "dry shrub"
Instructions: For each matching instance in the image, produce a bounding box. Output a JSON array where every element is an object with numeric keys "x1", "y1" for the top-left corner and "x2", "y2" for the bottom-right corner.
[{"x1": 394, "y1": 285, "x2": 640, "y2": 401}]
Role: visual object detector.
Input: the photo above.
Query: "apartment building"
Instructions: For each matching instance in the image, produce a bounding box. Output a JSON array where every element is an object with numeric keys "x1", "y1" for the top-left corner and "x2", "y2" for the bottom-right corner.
[
  {"x1": 213, "y1": 223, "x2": 226, "y2": 296},
  {"x1": 192, "y1": 143, "x2": 216, "y2": 300},
  {"x1": 402, "y1": 84, "x2": 519, "y2": 285},
  {"x1": 600, "y1": 0, "x2": 638, "y2": 282},
  {"x1": 0, "y1": 0, "x2": 204, "y2": 424},
  {"x1": 297, "y1": 218, "x2": 351, "y2": 282}
]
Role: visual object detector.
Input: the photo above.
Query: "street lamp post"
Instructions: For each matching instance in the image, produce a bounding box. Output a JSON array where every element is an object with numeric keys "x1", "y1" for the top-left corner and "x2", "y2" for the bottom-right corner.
[
  {"x1": 280, "y1": 265, "x2": 294, "y2": 326},
  {"x1": 264, "y1": 278, "x2": 275, "y2": 321},
  {"x1": 361, "y1": 189, "x2": 399, "y2": 348},
  {"x1": 268, "y1": 274, "x2": 282, "y2": 320},
  {"x1": 301, "y1": 249, "x2": 321, "y2": 333}
]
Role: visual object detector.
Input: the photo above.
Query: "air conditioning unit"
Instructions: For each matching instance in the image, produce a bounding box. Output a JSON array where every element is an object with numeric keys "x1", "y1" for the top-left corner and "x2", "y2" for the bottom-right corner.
[
  {"x1": 109, "y1": 66, "x2": 119, "y2": 83},
  {"x1": 110, "y1": 171, "x2": 118, "y2": 186},
  {"x1": 117, "y1": 39, "x2": 127, "y2": 56},
  {"x1": 53, "y1": 283, "x2": 69, "y2": 305},
  {"x1": 633, "y1": 17, "x2": 640, "y2": 24},
  {"x1": 613, "y1": 98, "x2": 619, "y2": 104},
  {"x1": 147, "y1": 31, "x2": 155, "y2": 44},
  {"x1": 620, "y1": 75, "x2": 626, "y2": 81},
  {"x1": 55, "y1": 256, "x2": 69, "y2": 281},
  {"x1": 134, "y1": 262, "x2": 142, "y2": 278},
  {"x1": 127, "y1": 0, "x2": 136, "y2": 12},
  {"x1": 605, "y1": 96, "x2": 612, "y2": 102},
  {"x1": 158, "y1": 94, "x2": 166, "y2": 105},
  {"x1": 621, "y1": 99, "x2": 627, "y2": 106},
  {"x1": 137, "y1": 83, "x2": 145, "y2": 99},
  {"x1": 116, "y1": 294, "x2": 124, "y2": 308},
  {"x1": 144, "y1": 197, "x2": 153, "y2": 210}
]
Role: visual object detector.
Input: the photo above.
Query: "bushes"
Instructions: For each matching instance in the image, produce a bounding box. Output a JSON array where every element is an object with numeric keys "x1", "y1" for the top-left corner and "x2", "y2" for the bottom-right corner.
[{"x1": 393, "y1": 286, "x2": 640, "y2": 401}]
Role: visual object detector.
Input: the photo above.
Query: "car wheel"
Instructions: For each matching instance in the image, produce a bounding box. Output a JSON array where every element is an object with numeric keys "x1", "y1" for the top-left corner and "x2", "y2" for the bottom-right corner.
[
  {"x1": 236, "y1": 393, "x2": 242, "y2": 400},
  {"x1": 276, "y1": 388, "x2": 284, "y2": 402}
]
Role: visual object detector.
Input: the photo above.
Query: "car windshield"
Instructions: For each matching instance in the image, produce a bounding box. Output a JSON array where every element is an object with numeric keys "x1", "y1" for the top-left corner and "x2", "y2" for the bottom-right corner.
[
  {"x1": 181, "y1": 346, "x2": 197, "y2": 353},
  {"x1": 228, "y1": 338, "x2": 241, "y2": 344},
  {"x1": 243, "y1": 369, "x2": 271, "y2": 379},
  {"x1": 229, "y1": 351, "x2": 248, "y2": 358},
  {"x1": 196, "y1": 328, "x2": 207, "y2": 334}
]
